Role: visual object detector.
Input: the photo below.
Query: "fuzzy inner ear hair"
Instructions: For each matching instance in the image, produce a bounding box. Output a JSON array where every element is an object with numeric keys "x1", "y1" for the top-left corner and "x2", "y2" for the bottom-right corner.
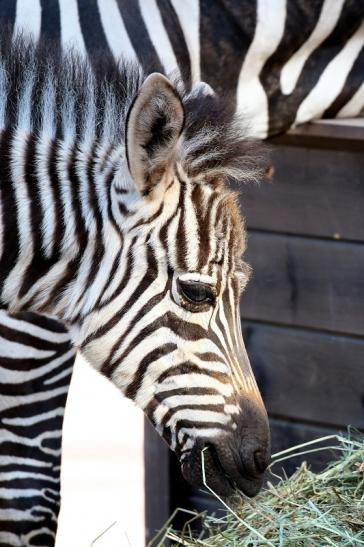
[{"x1": 125, "y1": 73, "x2": 184, "y2": 197}]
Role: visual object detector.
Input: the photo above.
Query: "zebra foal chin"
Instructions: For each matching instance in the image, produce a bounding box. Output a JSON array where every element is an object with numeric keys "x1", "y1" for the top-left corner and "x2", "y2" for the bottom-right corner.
[{"x1": 0, "y1": 29, "x2": 270, "y2": 516}]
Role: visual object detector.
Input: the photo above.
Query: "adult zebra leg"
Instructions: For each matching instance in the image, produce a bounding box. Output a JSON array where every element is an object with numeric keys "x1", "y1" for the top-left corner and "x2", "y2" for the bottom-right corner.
[{"x1": 0, "y1": 311, "x2": 75, "y2": 547}]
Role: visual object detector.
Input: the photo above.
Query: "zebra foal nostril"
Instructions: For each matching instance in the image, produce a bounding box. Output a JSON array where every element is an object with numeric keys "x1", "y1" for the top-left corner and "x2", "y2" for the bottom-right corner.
[
  {"x1": 254, "y1": 449, "x2": 270, "y2": 474},
  {"x1": 239, "y1": 442, "x2": 270, "y2": 479}
]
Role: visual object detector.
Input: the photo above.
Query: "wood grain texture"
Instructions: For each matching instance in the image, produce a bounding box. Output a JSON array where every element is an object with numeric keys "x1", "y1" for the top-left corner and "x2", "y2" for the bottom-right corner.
[
  {"x1": 242, "y1": 232, "x2": 364, "y2": 336},
  {"x1": 243, "y1": 321, "x2": 364, "y2": 428},
  {"x1": 237, "y1": 146, "x2": 364, "y2": 241}
]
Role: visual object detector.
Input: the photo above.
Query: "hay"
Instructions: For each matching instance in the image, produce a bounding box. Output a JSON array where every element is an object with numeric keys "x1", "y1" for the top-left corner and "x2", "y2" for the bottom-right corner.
[{"x1": 155, "y1": 432, "x2": 364, "y2": 546}]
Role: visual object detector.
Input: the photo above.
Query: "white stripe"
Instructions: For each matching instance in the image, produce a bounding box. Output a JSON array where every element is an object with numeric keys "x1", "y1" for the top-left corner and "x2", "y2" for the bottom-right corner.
[
  {"x1": 0, "y1": 508, "x2": 53, "y2": 522},
  {"x1": 3, "y1": 408, "x2": 64, "y2": 427},
  {"x1": 0, "y1": 62, "x2": 8, "y2": 131},
  {"x1": 0, "y1": 336, "x2": 54, "y2": 359},
  {"x1": 280, "y1": 0, "x2": 345, "y2": 95},
  {"x1": 0, "y1": 386, "x2": 69, "y2": 413},
  {"x1": 59, "y1": 0, "x2": 86, "y2": 55},
  {"x1": 156, "y1": 373, "x2": 233, "y2": 397},
  {"x1": 337, "y1": 82, "x2": 364, "y2": 118},
  {"x1": 0, "y1": 488, "x2": 59, "y2": 499},
  {"x1": 237, "y1": 0, "x2": 286, "y2": 139},
  {"x1": 139, "y1": 0, "x2": 179, "y2": 76},
  {"x1": 0, "y1": 311, "x2": 70, "y2": 343},
  {"x1": 35, "y1": 136, "x2": 57, "y2": 258},
  {"x1": 184, "y1": 188, "x2": 199, "y2": 270},
  {"x1": 15, "y1": 0, "x2": 41, "y2": 40},
  {"x1": 171, "y1": 0, "x2": 200, "y2": 83},
  {"x1": 97, "y1": 0, "x2": 138, "y2": 62},
  {"x1": 295, "y1": 20, "x2": 364, "y2": 125},
  {"x1": 166, "y1": 408, "x2": 230, "y2": 429}
]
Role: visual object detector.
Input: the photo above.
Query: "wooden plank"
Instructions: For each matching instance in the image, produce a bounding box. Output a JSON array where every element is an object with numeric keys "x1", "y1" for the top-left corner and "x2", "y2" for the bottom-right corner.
[
  {"x1": 144, "y1": 418, "x2": 170, "y2": 544},
  {"x1": 238, "y1": 145, "x2": 364, "y2": 241},
  {"x1": 242, "y1": 232, "x2": 364, "y2": 336},
  {"x1": 269, "y1": 418, "x2": 343, "y2": 478},
  {"x1": 243, "y1": 322, "x2": 364, "y2": 428},
  {"x1": 271, "y1": 121, "x2": 364, "y2": 151}
]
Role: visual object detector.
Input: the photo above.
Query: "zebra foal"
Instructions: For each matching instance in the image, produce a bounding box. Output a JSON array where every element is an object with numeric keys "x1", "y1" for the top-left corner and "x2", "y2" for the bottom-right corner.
[{"x1": 0, "y1": 31, "x2": 269, "y2": 543}]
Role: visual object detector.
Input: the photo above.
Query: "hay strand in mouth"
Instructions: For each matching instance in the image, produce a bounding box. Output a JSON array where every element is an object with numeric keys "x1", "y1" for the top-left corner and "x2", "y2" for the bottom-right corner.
[{"x1": 158, "y1": 430, "x2": 364, "y2": 546}]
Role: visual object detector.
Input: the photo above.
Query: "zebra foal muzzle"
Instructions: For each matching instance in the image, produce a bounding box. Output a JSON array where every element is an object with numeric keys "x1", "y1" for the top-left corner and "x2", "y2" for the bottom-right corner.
[{"x1": 180, "y1": 397, "x2": 270, "y2": 497}]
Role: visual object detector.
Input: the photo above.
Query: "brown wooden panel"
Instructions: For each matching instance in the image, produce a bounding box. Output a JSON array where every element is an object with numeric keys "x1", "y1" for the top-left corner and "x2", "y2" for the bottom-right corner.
[
  {"x1": 237, "y1": 145, "x2": 364, "y2": 241},
  {"x1": 269, "y1": 418, "x2": 343, "y2": 478},
  {"x1": 144, "y1": 419, "x2": 170, "y2": 544},
  {"x1": 272, "y1": 121, "x2": 364, "y2": 152},
  {"x1": 242, "y1": 232, "x2": 364, "y2": 336},
  {"x1": 243, "y1": 321, "x2": 364, "y2": 428}
]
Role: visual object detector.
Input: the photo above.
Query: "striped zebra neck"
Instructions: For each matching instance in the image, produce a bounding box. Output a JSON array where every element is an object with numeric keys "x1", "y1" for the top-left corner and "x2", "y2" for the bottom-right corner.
[
  {"x1": 0, "y1": 32, "x2": 272, "y2": 498},
  {"x1": 0, "y1": 126, "x2": 126, "y2": 317}
]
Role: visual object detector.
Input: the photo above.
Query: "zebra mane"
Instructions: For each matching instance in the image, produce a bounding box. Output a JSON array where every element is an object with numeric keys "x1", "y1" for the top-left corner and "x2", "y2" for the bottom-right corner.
[{"x1": 0, "y1": 30, "x2": 267, "y2": 184}]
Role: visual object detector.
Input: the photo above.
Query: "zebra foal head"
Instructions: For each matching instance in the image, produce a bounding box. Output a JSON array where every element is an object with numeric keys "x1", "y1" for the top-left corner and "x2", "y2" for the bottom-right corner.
[
  {"x1": 0, "y1": 35, "x2": 270, "y2": 497},
  {"x1": 79, "y1": 74, "x2": 270, "y2": 497}
]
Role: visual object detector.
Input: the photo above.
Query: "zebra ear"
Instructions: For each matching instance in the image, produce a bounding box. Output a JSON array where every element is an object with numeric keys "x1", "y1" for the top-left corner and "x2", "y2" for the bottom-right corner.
[{"x1": 126, "y1": 73, "x2": 184, "y2": 196}]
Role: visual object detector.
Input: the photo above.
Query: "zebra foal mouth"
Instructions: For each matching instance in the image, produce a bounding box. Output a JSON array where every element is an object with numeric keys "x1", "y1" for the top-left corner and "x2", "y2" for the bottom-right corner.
[{"x1": 181, "y1": 437, "x2": 267, "y2": 498}]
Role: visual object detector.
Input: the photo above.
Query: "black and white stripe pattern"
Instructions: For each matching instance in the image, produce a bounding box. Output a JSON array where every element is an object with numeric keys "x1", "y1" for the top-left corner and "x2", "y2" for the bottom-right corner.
[
  {"x1": 0, "y1": 2, "x2": 363, "y2": 545},
  {"x1": 0, "y1": 0, "x2": 363, "y2": 137},
  {"x1": 0, "y1": 311, "x2": 74, "y2": 546}
]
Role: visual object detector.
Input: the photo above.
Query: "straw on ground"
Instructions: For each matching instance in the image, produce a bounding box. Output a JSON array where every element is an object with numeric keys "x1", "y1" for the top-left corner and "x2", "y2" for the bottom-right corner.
[{"x1": 157, "y1": 431, "x2": 364, "y2": 546}]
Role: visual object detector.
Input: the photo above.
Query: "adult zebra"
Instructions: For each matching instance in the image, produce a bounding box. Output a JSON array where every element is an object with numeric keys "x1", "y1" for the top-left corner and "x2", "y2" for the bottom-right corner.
[{"x1": 0, "y1": 1, "x2": 363, "y2": 546}]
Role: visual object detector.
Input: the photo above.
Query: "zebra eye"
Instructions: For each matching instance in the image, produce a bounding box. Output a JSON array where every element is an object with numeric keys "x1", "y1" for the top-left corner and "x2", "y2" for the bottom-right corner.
[{"x1": 178, "y1": 280, "x2": 215, "y2": 308}]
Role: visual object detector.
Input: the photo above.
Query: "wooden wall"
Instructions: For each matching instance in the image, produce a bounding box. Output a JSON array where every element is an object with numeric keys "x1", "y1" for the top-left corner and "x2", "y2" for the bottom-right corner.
[{"x1": 145, "y1": 124, "x2": 364, "y2": 542}]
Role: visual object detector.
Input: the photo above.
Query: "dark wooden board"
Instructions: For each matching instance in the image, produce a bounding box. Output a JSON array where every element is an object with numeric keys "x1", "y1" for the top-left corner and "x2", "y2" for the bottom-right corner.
[
  {"x1": 242, "y1": 232, "x2": 364, "y2": 336},
  {"x1": 272, "y1": 122, "x2": 364, "y2": 152},
  {"x1": 243, "y1": 321, "x2": 364, "y2": 428},
  {"x1": 269, "y1": 418, "x2": 344, "y2": 477},
  {"x1": 144, "y1": 419, "x2": 171, "y2": 544},
  {"x1": 237, "y1": 145, "x2": 364, "y2": 241}
]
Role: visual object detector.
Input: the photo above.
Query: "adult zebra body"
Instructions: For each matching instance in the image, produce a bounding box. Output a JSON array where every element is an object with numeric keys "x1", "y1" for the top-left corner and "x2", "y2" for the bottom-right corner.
[
  {"x1": 0, "y1": 2, "x2": 363, "y2": 545},
  {"x1": 0, "y1": 0, "x2": 363, "y2": 137}
]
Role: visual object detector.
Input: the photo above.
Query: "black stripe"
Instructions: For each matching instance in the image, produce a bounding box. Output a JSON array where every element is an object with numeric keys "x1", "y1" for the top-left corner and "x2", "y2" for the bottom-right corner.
[
  {"x1": 157, "y1": 362, "x2": 229, "y2": 385},
  {"x1": 0, "y1": 130, "x2": 19, "y2": 295},
  {"x1": 125, "y1": 344, "x2": 177, "y2": 399},
  {"x1": 77, "y1": 0, "x2": 112, "y2": 57},
  {"x1": 160, "y1": 403, "x2": 226, "y2": 429},
  {"x1": 102, "y1": 311, "x2": 208, "y2": 377},
  {"x1": 156, "y1": 0, "x2": 191, "y2": 89},
  {"x1": 12, "y1": 311, "x2": 69, "y2": 333},
  {"x1": 116, "y1": 0, "x2": 164, "y2": 74},
  {"x1": 0, "y1": 0, "x2": 16, "y2": 32},
  {"x1": 40, "y1": 0, "x2": 61, "y2": 44},
  {"x1": 0, "y1": 322, "x2": 71, "y2": 352},
  {"x1": 199, "y1": 0, "x2": 257, "y2": 107},
  {"x1": 48, "y1": 139, "x2": 64, "y2": 256}
]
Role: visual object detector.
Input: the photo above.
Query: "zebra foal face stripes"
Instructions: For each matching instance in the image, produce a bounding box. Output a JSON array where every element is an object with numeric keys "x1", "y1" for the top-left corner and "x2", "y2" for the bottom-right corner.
[{"x1": 0, "y1": 34, "x2": 270, "y2": 497}]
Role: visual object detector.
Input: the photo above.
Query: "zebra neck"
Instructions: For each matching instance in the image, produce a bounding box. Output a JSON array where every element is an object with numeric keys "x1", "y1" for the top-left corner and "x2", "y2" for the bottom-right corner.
[{"x1": 0, "y1": 127, "x2": 122, "y2": 317}]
